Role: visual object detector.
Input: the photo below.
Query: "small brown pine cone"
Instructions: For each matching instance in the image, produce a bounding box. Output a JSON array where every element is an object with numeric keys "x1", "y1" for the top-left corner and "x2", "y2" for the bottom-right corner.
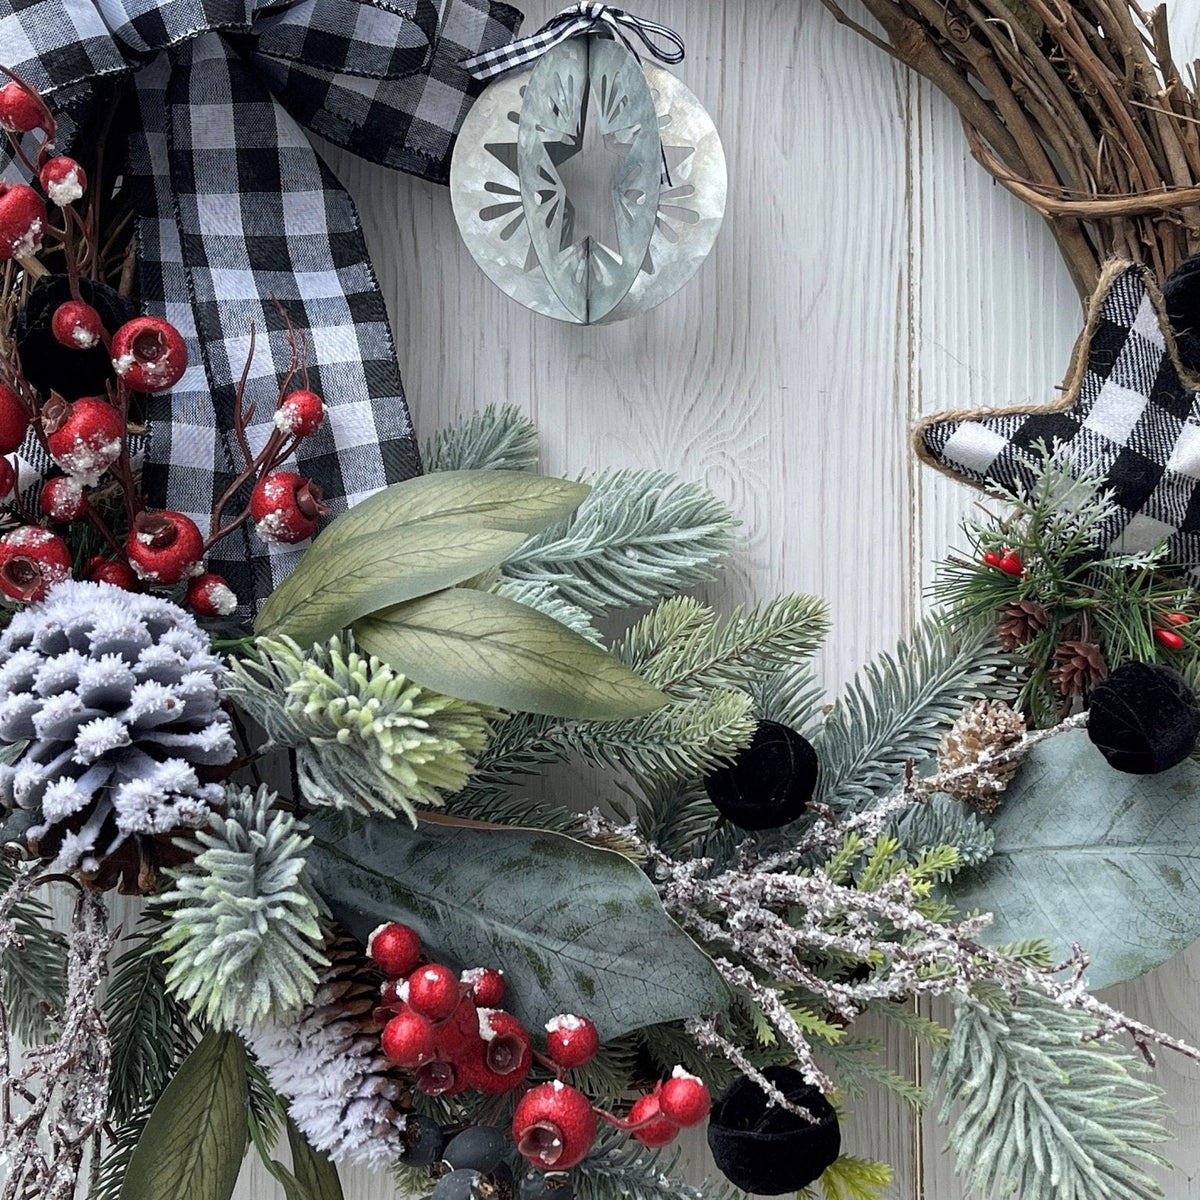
[
  {"x1": 937, "y1": 699, "x2": 1027, "y2": 811},
  {"x1": 1050, "y1": 639, "x2": 1107, "y2": 696},
  {"x1": 997, "y1": 598, "x2": 1049, "y2": 650}
]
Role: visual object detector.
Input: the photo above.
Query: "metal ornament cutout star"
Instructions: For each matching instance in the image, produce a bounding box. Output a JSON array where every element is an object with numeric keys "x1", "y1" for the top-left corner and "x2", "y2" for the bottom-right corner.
[{"x1": 917, "y1": 261, "x2": 1200, "y2": 579}]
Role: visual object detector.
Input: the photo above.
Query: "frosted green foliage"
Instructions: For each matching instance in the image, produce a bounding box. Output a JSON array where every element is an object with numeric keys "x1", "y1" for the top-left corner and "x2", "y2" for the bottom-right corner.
[
  {"x1": 888, "y1": 794, "x2": 995, "y2": 873},
  {"x1": 0, "y1": 860, "x2": 64, "y2": 1043},
  {"x1": 749, "y1": 661, "x2": 826, "y2": 732},
  {"x1": 502, "y1": 469, "x2": 739, "y2": 615},
  {"x1": 423, "y1": 403, "x2": 539, "y2": 472},
  {"x1": 495, "y1": 578, "x2": 604, "y2": 645},
  {"x1": 227, "y1": 635, "x2": 497, "y2": 823},
  {"x1": 160, "y1": 786, "x2": 327, "y2": 1031},
  {"x1": 576, "y1": 1132, "x2": 743, "y2": 1200},
  {"x1": 935, "y1": 989, "x2": 1171, "y2": 1200}
]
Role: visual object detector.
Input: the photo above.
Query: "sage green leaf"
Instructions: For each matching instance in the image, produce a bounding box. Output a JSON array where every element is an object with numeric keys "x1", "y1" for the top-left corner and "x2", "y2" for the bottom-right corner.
[
  {"x1": 307, "y1": 814, "x2": 729, "y2": 1040},
  {"x1": 946, "y1": 729, "x2": 1200, "y2": 989},
  {"x1": 353, "y1": 588, "x2": 668, "y2": 719},
  {"x1": 118, "y1": 1031, "x2": 248, "y2": 1200},
  {"x1": 283, "y1": 1119, "x2": 343, "y2": 1200}
]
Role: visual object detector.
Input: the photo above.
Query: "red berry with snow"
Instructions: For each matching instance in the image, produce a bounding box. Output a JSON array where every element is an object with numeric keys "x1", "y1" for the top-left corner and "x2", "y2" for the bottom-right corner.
[
  {"x1": 659, "y1": 1068, "x2": 711, "y2": 1127},
  {"x1": 51, "y1": 299, "x2": 103, "y2": 349},
  {"x1": 42, "y1": 396, "x2": 123, "y2": 484},
  {"x1": 432, "y1": 994, "x2": 483, "y2": 1063},
  {"x1": 126, "y1": 510, "x2": 204, "y2": 585},
  {"x1": 627, "y1": 1092, "x2": 679, "y2": 1148},
  {"x1": 0, "y1": 526, "x2": 70, "y2": 602},
  {"x1": 250, "y1": 470, "x2": 329, "y2": 544},
  {"x1": 544, "y1": 1014, "x2": 600, "y2": 1069},
  {"x1": 274, "y1": 389, "x2": 325, "y2": 437},
  {"x1": 84, "y1": 556, "x2": 139, "y2": 590},
  {"x1": 406, "y1": 963, "x2": 460, "y2": 1021},
  {"x1": 186, "y1": 572, "x2": 237, "y2": 617},
  {"x1": 463, "y1": 967, "x2": 505, "y2": 1008},
  {"x1": 111, "y1": 316, "x2": 187, "y2": 392},
  {"x1": 381, "y1": 1010, "x2": 436, "y2": 1069},
  {"x1": 473, "y1": 1009, "x2": 532, "y2": 1092},
  {"x1": 513, "y1": 1081, "x2": 597, "y2": 1170},
  {"x1": 0, "y1": 183, "x2": 45, "y2": 260},
  {"x1": 39, "y1": 156, "x2": 86, "y2": 207},
  {"x1": 0, "y1": 385, "x2": 27, "y2": 455},
  {"x1": 0, "y1": 457, "x2": 14, "y2": 499},
  {"x1": 367, "y1": 922, "x2": 423, "y2": 978},
  {"x1": 39, "y1": 475, "x2": 88, "y2": 522},
  {"x1": 0, "y1": 82, "x2": 45, "y2": 133}
]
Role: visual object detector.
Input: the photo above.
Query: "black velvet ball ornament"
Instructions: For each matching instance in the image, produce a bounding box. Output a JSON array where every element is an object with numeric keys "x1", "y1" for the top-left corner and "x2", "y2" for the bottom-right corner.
[
  {"x1": 1087, "y1": 661, "x2": 1200, "y2": 775},
  {"x1": 15, "y1": 275, "x2": 136, "y2": 402},
  {"x1": 702, "y1": 719, "x2": 819, "y2": 830},
  {"x1": 1162, "y1": 254, "x2": 1200, "y2": 377},
  {"x1": 707, "y1": 1065, "x2": 841, "y2": 1194}
]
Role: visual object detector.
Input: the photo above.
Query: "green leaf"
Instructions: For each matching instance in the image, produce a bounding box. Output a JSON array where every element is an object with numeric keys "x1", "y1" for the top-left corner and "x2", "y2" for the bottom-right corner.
[
  {"x1": 118, "y1": 1030, "x2": 248, "y2": 1200},
  {"x1": 306, "y1": 814, "x2": 729, "y2": 1041},
  {"x1": 354, "y1": 588, "x2": 667, "y2": 719},
  {"x1": 279, "y1": 1119, "x2": 343, "y2": 1200},
  {"x1": 946, "y1": 729, "x2": 1200, "y2": 988}
]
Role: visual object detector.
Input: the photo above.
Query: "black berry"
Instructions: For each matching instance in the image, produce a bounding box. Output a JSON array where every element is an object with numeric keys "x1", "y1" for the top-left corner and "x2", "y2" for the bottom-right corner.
[
  {"x1": 1087, "y1": 661, "x2": 1200, "y2": 774},
  {"x1": 517, "y1": 1170, "x2": 575, "y2": 1200},
  {"x1": 444, "y1": 1126, "x2": 510, "y2": 1175},
  {"x1": 400, "y1": 1114, "x2": 446, "y2": 1166},
  {"x1": 432, "y1": 1169, "x2": 488, "y2": 1200},
  {"x1": 703, "y1": 720, "x2": 819, "y2": 830}
]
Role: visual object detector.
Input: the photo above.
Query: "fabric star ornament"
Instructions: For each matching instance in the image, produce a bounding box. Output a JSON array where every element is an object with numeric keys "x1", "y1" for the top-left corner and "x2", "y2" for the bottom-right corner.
[{"x1": 917, "y1": 261, "x2": 1200, "y2": 579}]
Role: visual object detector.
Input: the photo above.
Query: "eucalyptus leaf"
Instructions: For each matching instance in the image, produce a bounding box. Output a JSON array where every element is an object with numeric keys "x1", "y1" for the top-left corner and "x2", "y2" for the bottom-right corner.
[
  {"x1": 307, "y1": 814, "x2": 729, "y2": 1040},
  {"x1": 353, "y1": 588, "x2": 668, "y2": 719},
  {"x1": 118, "y1": 1031, "x2": 248, "y2": 1200},
  {"x1": 946, "y1": 729, "x2": 1200, "y2": 989}
]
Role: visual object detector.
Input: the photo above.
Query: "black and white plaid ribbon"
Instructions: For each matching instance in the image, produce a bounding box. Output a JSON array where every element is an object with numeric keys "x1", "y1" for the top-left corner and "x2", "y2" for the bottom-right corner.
[
  {"x1": 0, "y1": 0, "x2": 522, "y2": 611},
  {"x1": 461, "y1": 1, "x2": 682, "y2": 81}
]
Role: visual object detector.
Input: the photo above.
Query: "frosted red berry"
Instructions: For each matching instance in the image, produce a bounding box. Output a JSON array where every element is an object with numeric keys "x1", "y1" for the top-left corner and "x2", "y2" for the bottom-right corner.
[
  {"x1": 544, "y1": 1014, "x2": 600, "y2": 1069},
  {"x1": 432, "y1": 994, "x2": 483, "y2": 1063},
  {"x1": 0, "y1": 183, "x2": 45, "y2": 260},
  {"x1": 416, "y1": 1059, "x2": 471, "y2": 1097},
  {"x1": 463, "y1": 966, "x2": 506, "y2": 1008},
  {"x1": 126, "y1": 510, "x2": 204, "y2": 585},
  {"x1": 274, "y1": 389, "x2": 325, "y2": 437},
  {"x1": 0, "y1": 526, "x2": 70, "y2": 602},
  {"x1": 473, "y1": 1009, "x2": 532, "y2": 1092},
  {"x1": 111, "y1": 316, "x2": 187, "y2": 392},
  {"x1": 659, "y1": 1068, "x2": 711, "y2": 1127},
  {"x1": 513, "y1": 1082, "x2": 597, "y2": 1170},
  {"x1": 51, "y1": 299, "x2": 104, "y2": 349},
  {"x1": 367, "y1": 922, "x2": 423, "y2": 978},
  {"x1": 42, "y1": 396, "x2": 123, "y2": 483},
  {"x1": 186, "y1": 572, "x2": 237, "y2": 617},
  {"x1": 250, "y1": 470, "x2": 329, "y2": 544},
  {"x1": 381, "y1": 1010, "x2": 436, "y2": 1069},
  {"x1": 84, "y1": 556, "x2": 139, "y2": 590},
  {"x1": 0, "y1": 457, "x2": 14, "y2": 499},
  {"x1": 406, "y1": 963, "x2": 460, "y2": 1021},
  {"x1": 627, "y1": 1092, "x2": 679, "y2": 1148},
  {"x1": 0, "y1": 82, "x2": 45, "y2": 133},
  {"x1": 39, "y1": 475, "x2": 88, "y2": 522},
  {"x1": 0, "y1": 385, "x2": 27, "y2": 455},
  {"x1": 39, "y1": 156, "x2": 86, "y2": 207}
]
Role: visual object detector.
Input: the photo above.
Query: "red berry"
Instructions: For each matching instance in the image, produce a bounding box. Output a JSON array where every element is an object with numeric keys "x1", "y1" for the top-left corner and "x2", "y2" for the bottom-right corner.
[
  {"x1": 1155, "y1": 627, "x2": 1186, "y2": 651},
  {"x1": 0, "y1": 385, "x2": 28, "y2": 454},
  {"x1": 432, "y1": 994, "x2": 483, "y2": 1063},
  {"x1": 659, "y1": 1068, "x2": 711, "y2": 1127},
  {"x1": 185, "y1": 572, "x2": 237, "y2": 617},
  {"x1": 125, "y1": 510, "x2": 204, "y2": 585},
  {"x1": 463, "y1": 967, "x2": 506, "y2": 1008},
  {"x1": 0, "y1": 183, "x2": 45, "y2": 259},
  {"x1": 0, "y1": 458, "x2": 14, "y2": 499},
  {"x1": 982, "y1": 551, "x2": 1002, "y2": 568},
  {"x1": 997, "y1": 550, "x2": 1024, "y2": 576},
  {"x1": 0, "y1": 81, "x2": 46, "y2": 133},
  {"x1": 473, "y1": 1009, "x2": 532, "y2": 1092},
  {"x1": 544, "y1": 1014, "x2": 600, "y2": 1069},
  {"x1": 512, "y1": 1082, "x2": 597, "y2": 1170},
  {"x1": 367, "y1": 922, "x2": 423, "y2": 978},
  {"x1": 38, "y1": 156, "x2": 86, "y2": 207},
  {"x1": 250, "y1": 470, "x2": 329, "y2": 544},
  {"x1": 51, "y1": 299, "x2": 104, "y2": 349},
  {"x1": 627, "y1": 1092, "x2": 679, "y2": 1148},
  {"x1": 39, "y1": 475, "x2": 88, "y2": 522},
  {"x1": 274, "y1": 389, "x2": 325, "y2": 437},
  {"x1": 381, "y1": 1009, "x2": 436, "y2": 1069},
  {"x1": 84, "y1": 556, "x2": 139, "y2": 590},
  {"x1": 111, "y1": 316, "x2": 187, "y2": 392},
  {"x1": 406, "y1": 963, "x2": 460, "y2": 1021},
  {"x1": 42, "y1": 395, "x2": 123, "y2": 483},
  {"x1": 415, "y1": 1059, "x2": 472, "y2": 1096},
  {"x1": 0, "y1": 526, "x2": 70, "y2": 602},
  {"x1": 1163, "y1": 611, "x2": 1191, "y2": 627}
]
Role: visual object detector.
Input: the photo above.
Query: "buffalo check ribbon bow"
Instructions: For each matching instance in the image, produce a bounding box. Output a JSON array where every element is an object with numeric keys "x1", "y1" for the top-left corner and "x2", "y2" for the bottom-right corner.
[{"x1": 0, "y1": 0, "x2": 522, "y2": 609}]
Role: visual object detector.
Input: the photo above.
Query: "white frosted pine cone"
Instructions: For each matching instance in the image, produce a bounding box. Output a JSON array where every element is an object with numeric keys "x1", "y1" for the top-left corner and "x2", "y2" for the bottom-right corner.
[{"x1": 937, "y1": 699, "x2": 1027, "y2": 811}]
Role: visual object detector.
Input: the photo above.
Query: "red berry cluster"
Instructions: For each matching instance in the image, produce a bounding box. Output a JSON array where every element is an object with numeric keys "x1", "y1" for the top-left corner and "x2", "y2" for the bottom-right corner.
[
  {"x1": 982, "y1": 547, "x2": 1024, "y2": 576},
  {"x1": 0, "y1": 72, "x2": 332, "y2": 613},
  {"x1": 368, "y1": 922, "x2": 712, "y2": 1174}
]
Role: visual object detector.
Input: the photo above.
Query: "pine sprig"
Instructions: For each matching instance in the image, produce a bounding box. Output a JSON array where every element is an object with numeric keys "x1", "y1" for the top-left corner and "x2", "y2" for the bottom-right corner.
[
  {"x1": 575, "y1": 1131, "x2": 744, "y2": 1200},
  {"x1": 0, "y1": 860, "x2": 64, "y2": 1044},
  {"x1": 798, "y1": 1156, "x2": 894, "y2": 1200},
  {"x1": 821, "y1": 1037, "x2": 925, "y2": 1110},
  {"x1": 887, "y1": 794, "x2": 994, "y2": 874},
  {"x1": 934, "y1": 989, "x2": 1172, "y2": 1200},
  {"x1": 423, "y1": 403, "x2": 539, "y2": 473},
  {"x1": 502, "y1": 469, "x2": 739, "y2": 615}
]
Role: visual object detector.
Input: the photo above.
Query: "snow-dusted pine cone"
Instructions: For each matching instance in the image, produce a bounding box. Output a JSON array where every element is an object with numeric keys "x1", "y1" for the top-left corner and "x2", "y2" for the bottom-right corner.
[
  {"x1": 937, "y1": 699, "x2": 1027, "y2": 811},
  {"x1": 240, "y1": 936, "x2": 414, "y2": 1168},
  {"x1": 1050, "y1": 639, "x2": 1107, "y2": 697},
  {"x1": 997, "y1": 598, "x2": 1048, "y2": 650},
  {"x1": 0, "y1": 580, "x2": 235, "y2": 889}
]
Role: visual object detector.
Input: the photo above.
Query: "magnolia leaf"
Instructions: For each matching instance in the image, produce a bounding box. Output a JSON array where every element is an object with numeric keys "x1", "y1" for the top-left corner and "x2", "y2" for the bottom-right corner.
[
  {"x1": 946, "y1": 729, "x2": 1200, "y2": 988},
  {"x1": 307, "y1": 815, "x2": 729, "y2": 1041},
  {"x1": 118, "y1": 1031, "x2": 248, "y2": 1200},
  {"x1": 353, "y1": 588, "x2": 667, "y2": 719},
  {"x1": 284, "y1": 1119, "x2": 344, "y2": 1200}
]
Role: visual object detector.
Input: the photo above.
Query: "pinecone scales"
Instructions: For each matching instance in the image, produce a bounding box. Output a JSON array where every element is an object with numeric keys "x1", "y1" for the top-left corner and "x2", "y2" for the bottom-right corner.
[
  {"x1": 937, "y1": 700, "x2": 1027, "y2": 811},
  {"x1": 240, "y1": 936, "x2": 413, "y2": 1168},
  {"x1": 997, "y1": 598, "x2": 1048, "y2": 649},
  {"x1": 1050, "y1": 639, "x2": 1106, "y2": 696}
]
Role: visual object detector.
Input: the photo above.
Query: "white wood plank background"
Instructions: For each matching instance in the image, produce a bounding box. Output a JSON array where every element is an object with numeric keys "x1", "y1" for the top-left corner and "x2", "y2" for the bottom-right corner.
[{"x1": 232, "y1": 0, "x2": 1200, "y2": 1195}]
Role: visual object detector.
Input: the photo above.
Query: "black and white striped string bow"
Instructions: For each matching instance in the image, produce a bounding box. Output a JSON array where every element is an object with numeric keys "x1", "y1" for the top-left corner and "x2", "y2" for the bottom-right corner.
[
  {"x1": 0, "y1": 0, "x2": 522, "y2": 612},
  {"x1": 461, "y1": 2, "x2": 683, "y2": 81}
]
